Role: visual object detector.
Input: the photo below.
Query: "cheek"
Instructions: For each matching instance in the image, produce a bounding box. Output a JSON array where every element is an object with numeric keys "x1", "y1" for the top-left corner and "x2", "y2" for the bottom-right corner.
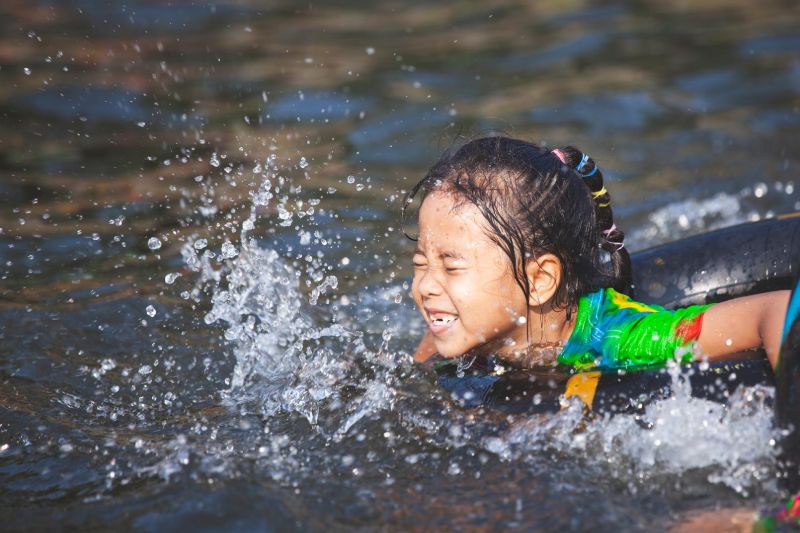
[
  {"x1": 410, "y1": 275, "x2": 423, "y2": 306},
  {"x1": 451, "y1": 280, "x2": 499, "y2": 326},
  {"x1": 480, "y1": 277, "x2": 527, "y2": 317}
]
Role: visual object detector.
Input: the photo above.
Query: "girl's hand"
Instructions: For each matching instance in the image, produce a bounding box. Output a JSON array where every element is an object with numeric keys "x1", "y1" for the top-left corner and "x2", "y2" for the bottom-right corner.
[{"x1": 412, "y1": 331, "x2": 438, "y2": 363}]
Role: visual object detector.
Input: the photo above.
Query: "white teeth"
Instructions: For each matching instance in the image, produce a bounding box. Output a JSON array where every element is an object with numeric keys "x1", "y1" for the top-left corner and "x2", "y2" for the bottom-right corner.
[{"x1": 431, "y1": 316, "x2": 456, "y2": 325}]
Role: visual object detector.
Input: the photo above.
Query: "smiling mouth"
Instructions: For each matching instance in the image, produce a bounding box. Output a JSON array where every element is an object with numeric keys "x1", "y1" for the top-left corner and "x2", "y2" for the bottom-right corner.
[
  {"x1": 431, "y1": 316, "x2": 457, "y2": 326},
  {"x1": 428, "y1": 312, "x2": 458, "y2": 333}
]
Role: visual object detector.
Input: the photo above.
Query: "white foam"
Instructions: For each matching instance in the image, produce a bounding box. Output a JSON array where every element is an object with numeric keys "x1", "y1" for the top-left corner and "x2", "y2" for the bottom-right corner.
[
  {"x1": 628, "y1": 192, "x2": 752, "y2": 249},
  {"x1": 484, "y1": 366, "x2": 780, "y2": 496}
]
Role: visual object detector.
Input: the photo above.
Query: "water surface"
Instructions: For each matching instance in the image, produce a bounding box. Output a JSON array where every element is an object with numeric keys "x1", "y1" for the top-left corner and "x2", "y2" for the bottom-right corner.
[{"x1": 1, "y1": 0, "x2": 799, "y2": 530}]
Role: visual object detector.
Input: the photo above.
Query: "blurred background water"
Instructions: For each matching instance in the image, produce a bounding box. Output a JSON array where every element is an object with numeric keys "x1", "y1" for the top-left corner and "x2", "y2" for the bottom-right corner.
[{"x1": 1, "y1": 0, "x2": 799, "y2": 530}]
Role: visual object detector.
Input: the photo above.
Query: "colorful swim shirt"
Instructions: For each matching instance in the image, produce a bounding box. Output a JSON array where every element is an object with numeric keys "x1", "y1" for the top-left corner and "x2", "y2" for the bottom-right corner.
[{"x1": 558, "y1": 288, "x2": 712, "y2": 371}]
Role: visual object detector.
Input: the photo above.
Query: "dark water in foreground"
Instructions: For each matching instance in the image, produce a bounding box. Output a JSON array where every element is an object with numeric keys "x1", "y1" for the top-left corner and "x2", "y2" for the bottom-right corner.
[{"x1": 1, "y1": 0, "x2": 799, "y2": 530}]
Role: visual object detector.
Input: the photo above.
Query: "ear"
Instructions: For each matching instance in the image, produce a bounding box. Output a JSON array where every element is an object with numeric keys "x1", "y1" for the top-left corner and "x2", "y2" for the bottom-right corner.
[{"x1": 525, "y1": 253, "x2": 562, "y2": 308}]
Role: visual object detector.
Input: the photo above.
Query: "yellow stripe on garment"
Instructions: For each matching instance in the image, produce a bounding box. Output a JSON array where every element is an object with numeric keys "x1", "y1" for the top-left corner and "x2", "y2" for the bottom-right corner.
[
  {"x1": 608, "y1": 288, "x2": 659, "y2": 313},
  {"x1": 565, "y1": 371, "x2": 601, "y2": 409}
]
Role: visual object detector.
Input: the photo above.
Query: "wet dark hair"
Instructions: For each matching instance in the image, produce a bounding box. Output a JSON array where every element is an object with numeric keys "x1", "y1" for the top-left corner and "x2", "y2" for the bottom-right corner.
[{"x1": 401, "y1": 135, "x2": 632, "y2": 317}]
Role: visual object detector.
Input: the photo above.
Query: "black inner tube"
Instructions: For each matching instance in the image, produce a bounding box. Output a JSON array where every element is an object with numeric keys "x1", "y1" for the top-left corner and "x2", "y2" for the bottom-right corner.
[
  {"x1": 632, "y1": 213, "x2": 800, "y2": 307},
  {"x1": 437, "y1": 357, "x2": 774, "y2": 415}
]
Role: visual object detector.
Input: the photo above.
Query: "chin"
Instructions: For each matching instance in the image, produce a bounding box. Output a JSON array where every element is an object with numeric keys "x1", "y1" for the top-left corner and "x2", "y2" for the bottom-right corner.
[
  {"x1": 432, "y1": 343, "x2": 464, "y2": 359},
  {"x1": 435, "y1": 342, "x2": 483, "y2": 359}
]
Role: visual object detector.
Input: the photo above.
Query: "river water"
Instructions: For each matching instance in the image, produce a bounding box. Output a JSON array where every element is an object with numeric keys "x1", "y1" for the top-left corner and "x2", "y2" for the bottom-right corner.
[{"x1": 1, "y1": 0, "x2": 799, "y2": 530}]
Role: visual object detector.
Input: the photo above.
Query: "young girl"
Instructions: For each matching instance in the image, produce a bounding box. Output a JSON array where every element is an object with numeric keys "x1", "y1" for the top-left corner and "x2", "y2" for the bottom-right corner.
[{"x1": 404, "y1": 136, "x2": 789, "y2": 371}]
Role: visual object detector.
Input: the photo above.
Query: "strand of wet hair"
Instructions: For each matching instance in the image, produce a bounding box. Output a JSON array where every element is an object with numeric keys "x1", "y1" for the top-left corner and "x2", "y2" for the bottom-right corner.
[{"x1": 552, "y1": 147, "x2": 633, "y2": 295}]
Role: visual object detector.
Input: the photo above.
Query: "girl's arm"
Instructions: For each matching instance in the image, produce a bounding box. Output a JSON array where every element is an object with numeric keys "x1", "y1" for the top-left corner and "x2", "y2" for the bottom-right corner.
[
  {"x1": 412, "y1": 331, "x2": 437, "y2": 363},
  {"x1": 697, "y1": 290, "x2": 790, "y2": 368}
]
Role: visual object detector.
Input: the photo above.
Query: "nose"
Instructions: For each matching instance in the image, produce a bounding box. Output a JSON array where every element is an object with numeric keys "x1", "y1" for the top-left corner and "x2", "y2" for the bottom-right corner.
[{"x1": 414, "y1": 267, "x2": 443, "y2": 299}]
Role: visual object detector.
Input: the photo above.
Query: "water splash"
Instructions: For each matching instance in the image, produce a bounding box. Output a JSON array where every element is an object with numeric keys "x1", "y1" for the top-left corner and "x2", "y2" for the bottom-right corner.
[
  {"x1": 483, "y1": 362, "x2": 780, "y2": 497},
  {"x1": 627, "y1": 181, "x2": 796, "y2": 249},
  {"x1": 628, "y1": 192, "x2": 747, "y2": 248},
  {"x1": 182, "y1": 157, "x2": 400, "y2": 435}
]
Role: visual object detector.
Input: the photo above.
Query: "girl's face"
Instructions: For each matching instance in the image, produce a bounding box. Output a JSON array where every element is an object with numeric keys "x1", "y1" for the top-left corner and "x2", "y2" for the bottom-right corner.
[{"x1": 411, "y1": 191, "x2": 530, "y2": 358}]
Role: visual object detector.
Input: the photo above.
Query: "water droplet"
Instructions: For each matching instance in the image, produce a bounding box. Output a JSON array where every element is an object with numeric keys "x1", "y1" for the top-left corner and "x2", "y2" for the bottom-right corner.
[
  {"x1": 146, "y1": 305, "x2": 157, "y2": 317},
  {"x1": 346, "y1": 175, "x2": 356, "y2": 184},
  {"x1": 165, "y1": 272, "x2": 181, "y2": 284},
  {"x1": 754, "y1": 182, "x2": 768, "y2": 199},
  {"x1": 137, "y1": 121, "x2": 146, "y2": 127},
  {"x1": 220, "y1": 241, "x2": 238, "y2": 259},
  {"x1": 138, "y1": 364, "x2": 153, "y2": 375},
  {"x1": 147, "y1": 237, "x2": 162, "y2": 250},
  {"x1": 23, "y1": 67, "x2": 31, "y2": 75},
  {"x1": 366, "y1": 47, "x2": 375, "y2": 55},
  {"x1": 341, "y1": 257, "x2": 350, "y2": 266},
  {"x1": 298, "y1": 157, "x2": 308, "y2": 169},
  {"x1": 209, "y1": 153, "x2": 220, "y2": 167},
  {"x1": 194, "y1": 239, "x2": 208, "y2": 250}
]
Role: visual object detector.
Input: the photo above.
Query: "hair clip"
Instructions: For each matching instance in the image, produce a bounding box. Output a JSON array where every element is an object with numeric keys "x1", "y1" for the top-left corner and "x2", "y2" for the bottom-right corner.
[
  {"x1": 602, "y1": 224, "x2": 624, "y2": 251},
  {"x1": 591, "y1": 186, "x2": 608, "y2": 199},
  {"x1": 552, "y1": 149, "x2": 567, "y2": 164},
  {"x1": 576, "y1": 154, "x2": 590, "y2": 172},
  {"x1": 582, "y1": 165, "x2": 598, "y2": 177}
]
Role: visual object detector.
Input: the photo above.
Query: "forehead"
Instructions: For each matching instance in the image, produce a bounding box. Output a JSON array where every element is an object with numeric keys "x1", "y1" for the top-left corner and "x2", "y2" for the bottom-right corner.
[{"x1": 416, "y1": 192, "x2": 488, "y2": 249}]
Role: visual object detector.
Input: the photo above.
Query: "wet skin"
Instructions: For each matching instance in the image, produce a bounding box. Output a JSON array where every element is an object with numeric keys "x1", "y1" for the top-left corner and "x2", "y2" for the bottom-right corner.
[{"x1": 411, "y1": 191, "x2": 532, "y2": 359}]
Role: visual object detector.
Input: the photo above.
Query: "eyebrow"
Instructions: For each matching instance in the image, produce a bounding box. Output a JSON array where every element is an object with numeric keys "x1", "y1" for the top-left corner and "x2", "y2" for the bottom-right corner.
[
  {"x1": 413, "y1": 248, "x2": 466, "y2": 260},
  {"x1": 441, "y1": 250, "x2": 467, "y2": 260}
]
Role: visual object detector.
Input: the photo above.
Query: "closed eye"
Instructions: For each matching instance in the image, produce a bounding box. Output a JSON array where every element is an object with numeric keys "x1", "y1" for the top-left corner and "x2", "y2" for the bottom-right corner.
[{"x1": 443, "y1": 261, "x2": 466, "y2": 272}]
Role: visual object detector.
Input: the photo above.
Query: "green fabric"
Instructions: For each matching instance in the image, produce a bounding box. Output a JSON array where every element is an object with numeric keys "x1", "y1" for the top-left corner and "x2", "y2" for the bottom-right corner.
[{"x1": 558, "y1": 288, "x2": 712, "y2": 371}]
